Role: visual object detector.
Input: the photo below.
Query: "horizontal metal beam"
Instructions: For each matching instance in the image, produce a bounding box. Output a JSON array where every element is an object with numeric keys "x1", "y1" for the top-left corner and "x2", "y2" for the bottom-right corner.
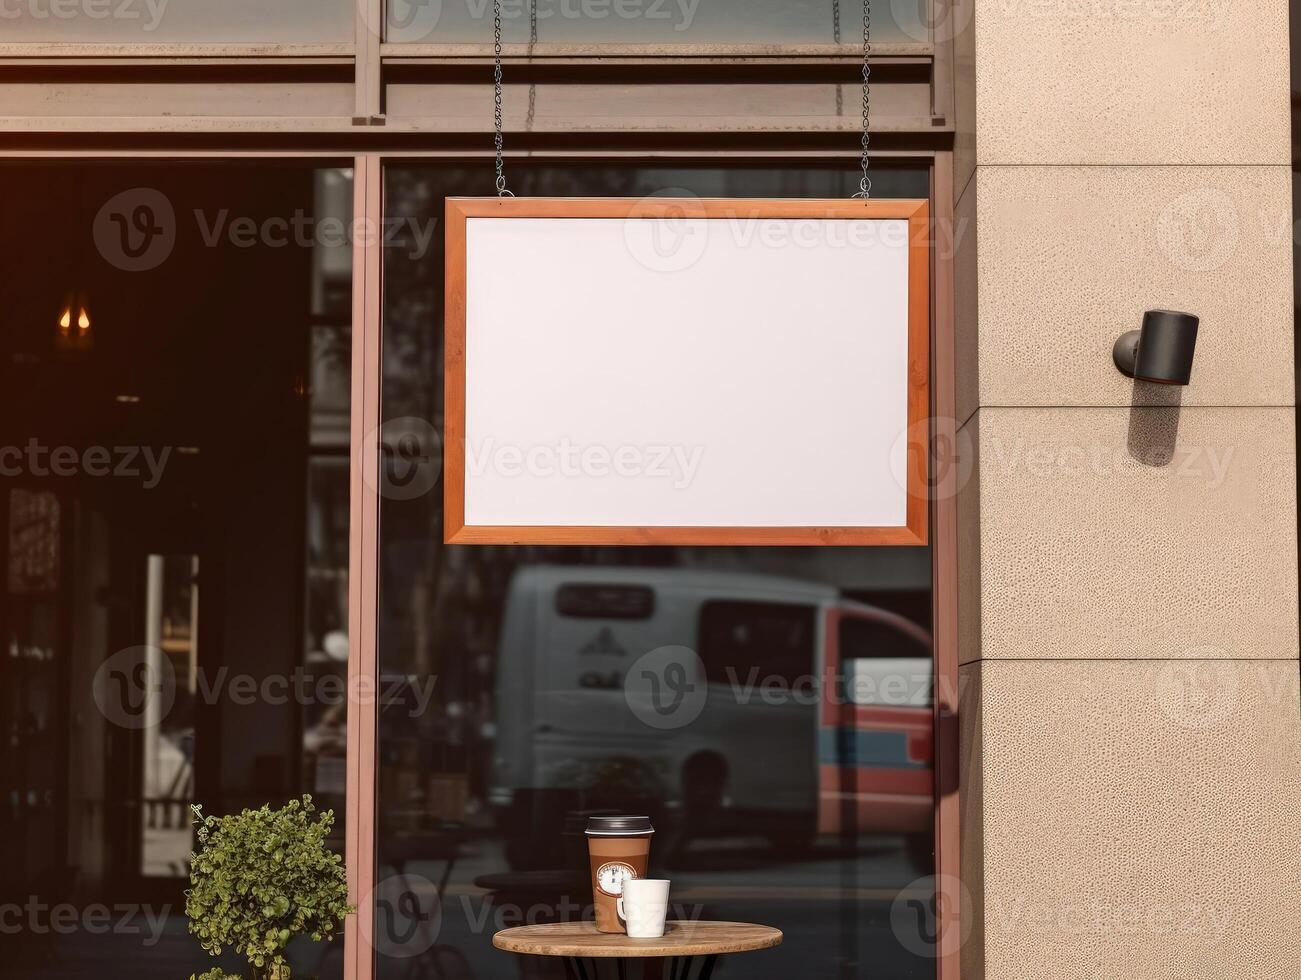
[
  {"x1": 0, "y1": 146, "x2": 940, "y2": 160},
  {"x1": 0, "y1": 53, "x2": 928, "y2": 71},
  {"x1": 381, "y1": 41, "x2": 934, "y2": 57},
  {"x1": 0, "y1": 42, "x2": 355, "y2": 58},
  {"x1": 384, "y1": 55, "x2": 932, "y2": 73},
  {"x1": 0, "y1": 40, "x2": 931, "y2": 61},
  {"x1": 0, "y1": 115, "x2": 951, "y2": 134},
  {"x1": 0, "y1": 57, "x2": 355, "y2": 67}
]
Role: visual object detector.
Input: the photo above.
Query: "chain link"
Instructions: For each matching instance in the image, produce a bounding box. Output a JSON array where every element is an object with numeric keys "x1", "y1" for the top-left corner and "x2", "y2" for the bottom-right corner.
[
  {"x1": 851, "y1": 0, "x2": 871, "y2": 199},
  {"x1": 493, "y1": 0, "x2": 513, "y2": 197},
  {"x1": 525, "y1": 0, "x2": 538, "y2": 132}
]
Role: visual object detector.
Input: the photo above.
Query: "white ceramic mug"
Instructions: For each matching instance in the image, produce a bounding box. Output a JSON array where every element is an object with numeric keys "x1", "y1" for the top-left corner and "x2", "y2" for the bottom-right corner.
[{"x1": 616, "y1": 878, "x2": 670, "y2": 938}]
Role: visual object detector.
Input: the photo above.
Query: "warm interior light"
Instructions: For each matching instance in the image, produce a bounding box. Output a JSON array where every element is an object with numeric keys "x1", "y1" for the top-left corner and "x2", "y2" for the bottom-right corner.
[
  {"x1": 115, "y1": 394, "x2": 141, "y2": 404},
  {"x1": 77, "y1": 309, "x2": 90, "y2": 331},
  {"x1": 58, "y1": 308, "x2": 71, "y2": 331}
]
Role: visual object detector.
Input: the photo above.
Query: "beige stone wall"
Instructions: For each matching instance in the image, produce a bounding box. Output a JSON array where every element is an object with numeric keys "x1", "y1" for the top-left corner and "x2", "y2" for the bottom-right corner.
[{"x1": 953, "y1": 1, "x2": 1299, "y2": 977}]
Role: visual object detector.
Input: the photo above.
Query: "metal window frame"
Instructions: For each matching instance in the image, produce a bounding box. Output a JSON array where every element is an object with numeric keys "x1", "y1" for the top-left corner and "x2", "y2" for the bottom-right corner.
[
  {"x1": 347, "y1": 147, "x2": 962, "y2": 980},
  {"x1": 0, "y1": 0, "x2": 953, "y2": 141},
  {"x1": 0, "y1": 145, "x2": 960, "y2": 980}
]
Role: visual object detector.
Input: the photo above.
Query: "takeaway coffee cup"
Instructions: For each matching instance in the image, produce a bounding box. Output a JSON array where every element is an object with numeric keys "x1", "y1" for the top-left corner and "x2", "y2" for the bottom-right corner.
[
  {"x1": 618, "y1": 879, "x2": 671, "y2": 939},
  {"x1": 586, "y1": 815, "x2": 654, "y2": 933}
]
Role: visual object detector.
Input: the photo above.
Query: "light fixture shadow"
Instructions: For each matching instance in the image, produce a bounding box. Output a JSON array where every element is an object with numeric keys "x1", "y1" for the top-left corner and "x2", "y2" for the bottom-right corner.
[{"x1": 1126, "y1": 382, "x2": 1183, "y2": 467}]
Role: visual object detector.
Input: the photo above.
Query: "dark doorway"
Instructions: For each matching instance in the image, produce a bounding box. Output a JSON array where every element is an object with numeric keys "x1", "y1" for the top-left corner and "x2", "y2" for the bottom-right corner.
[{"x1": 0, "y1": 162, "x2": 352, "y2": 980}]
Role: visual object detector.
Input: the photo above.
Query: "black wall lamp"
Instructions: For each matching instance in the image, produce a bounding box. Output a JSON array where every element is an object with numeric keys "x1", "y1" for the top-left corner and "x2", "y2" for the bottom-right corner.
[{"x1": 1113, "y1": 309, "x2": 1199, "y2": 385}]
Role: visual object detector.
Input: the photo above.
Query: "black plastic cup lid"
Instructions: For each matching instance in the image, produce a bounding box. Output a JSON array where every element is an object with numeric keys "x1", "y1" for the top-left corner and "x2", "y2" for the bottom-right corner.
[{"x1": 585, "y1": 815, "x2": 654, "y2": 836}]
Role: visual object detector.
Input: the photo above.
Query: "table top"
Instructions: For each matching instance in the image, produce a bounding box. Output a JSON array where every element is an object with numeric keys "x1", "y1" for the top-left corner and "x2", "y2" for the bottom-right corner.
[{"x1": 493, "y1": 920, "x2": 783, "y2": 958}]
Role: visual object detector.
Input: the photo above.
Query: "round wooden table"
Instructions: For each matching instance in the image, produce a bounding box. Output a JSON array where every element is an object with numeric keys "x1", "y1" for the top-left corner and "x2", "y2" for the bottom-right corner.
[{"x1": 493, "y1": 920, "x2": 782, "y2": 980}]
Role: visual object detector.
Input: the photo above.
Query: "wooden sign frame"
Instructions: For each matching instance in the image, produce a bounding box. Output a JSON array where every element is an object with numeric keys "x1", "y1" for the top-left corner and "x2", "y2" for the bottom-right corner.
[{"x1": 444, "y1": 196, "x2": 930, "y2": 546}]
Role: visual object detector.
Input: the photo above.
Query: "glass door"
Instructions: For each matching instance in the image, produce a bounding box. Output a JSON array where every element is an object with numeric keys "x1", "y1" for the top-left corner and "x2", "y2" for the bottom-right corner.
[{"x1": 0, "y1": 161, "x2": 354, "y2": 980}]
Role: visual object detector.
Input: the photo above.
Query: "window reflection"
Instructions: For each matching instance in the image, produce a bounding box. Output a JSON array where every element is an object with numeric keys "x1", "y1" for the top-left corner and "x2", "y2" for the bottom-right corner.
[
  {"x1": 388, "y1": 0, "x2": 929, "y2": 45},
  {"x1": 1, "y1": 0, "x2": 354, "y2": 43},
  {"x1": 0, "y1": 163, "x2": 351, "y2": 980},
  {"x1": 378, "y1": 163, "x2": 936, "y2": 979},
  {"x1": 140, "y1": 553, "x2": 198, "y2": 878}
]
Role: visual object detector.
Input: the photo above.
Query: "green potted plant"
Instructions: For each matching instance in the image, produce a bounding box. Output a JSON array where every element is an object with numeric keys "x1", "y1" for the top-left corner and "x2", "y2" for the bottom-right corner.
[{"x1": 186, "y1": 795, "x2": 354, "y2": 980}]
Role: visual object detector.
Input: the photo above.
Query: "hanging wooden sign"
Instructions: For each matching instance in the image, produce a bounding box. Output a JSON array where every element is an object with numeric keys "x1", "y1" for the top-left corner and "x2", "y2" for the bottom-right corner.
[{"x1": 444, "y1": 197, "x2": 930, "y2": 546}]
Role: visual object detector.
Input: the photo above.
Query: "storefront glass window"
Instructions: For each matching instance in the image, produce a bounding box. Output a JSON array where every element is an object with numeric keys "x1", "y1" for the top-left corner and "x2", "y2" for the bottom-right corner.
[
  {"x1": 0, "y1": 162, "x2": 352, "y2": 980},
  {"x1": 375, "y1": 162, "x2": 937, "y2": 979},
  {"x1": 387, "y1": 0, "x2": 930, "y2": 45},
  {"x1": 0, "y1": 0, "x2": 355, "y2": 43}
]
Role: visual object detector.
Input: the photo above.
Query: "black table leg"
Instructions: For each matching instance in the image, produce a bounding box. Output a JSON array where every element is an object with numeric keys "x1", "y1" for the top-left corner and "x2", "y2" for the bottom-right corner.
[
  {"x1": 648, "y1": 955, "x2": 720, "y2": 980},
  {"x1": 561, "y1": 954, "x2": 724, "y2": 980},
  {"x1": 694, "y1": 955, "x2": 719, "y2": 980},
  {"x1": 563, "y1": 957, "x2": 590, "y2": 980}
]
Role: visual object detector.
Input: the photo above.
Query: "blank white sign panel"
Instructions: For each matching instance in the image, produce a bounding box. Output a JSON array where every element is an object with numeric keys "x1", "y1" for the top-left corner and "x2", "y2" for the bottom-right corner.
[{"x1": 460, "y1": 212, "x2": 915, "y2": 532}]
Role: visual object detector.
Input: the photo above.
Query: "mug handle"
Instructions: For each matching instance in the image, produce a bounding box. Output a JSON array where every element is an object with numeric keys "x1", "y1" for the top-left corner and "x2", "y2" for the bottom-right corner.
[{"x1": 617, "y1": 896, "x2": 626, "y2": 924}]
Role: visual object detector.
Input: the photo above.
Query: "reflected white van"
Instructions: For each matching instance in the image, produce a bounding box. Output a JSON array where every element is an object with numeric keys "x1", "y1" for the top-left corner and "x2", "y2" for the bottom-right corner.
[{"x1": 488, "y1": 566, "x2": 933, "y2": 867}]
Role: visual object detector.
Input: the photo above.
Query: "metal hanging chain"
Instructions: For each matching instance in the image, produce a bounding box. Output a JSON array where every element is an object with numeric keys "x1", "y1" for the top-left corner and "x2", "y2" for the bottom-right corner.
[
  {"x1": 851, "y1": 0, "x2": 871, "y2": 199},
  {"x1": 525, "y1": 0, "x2": 538, "y2": 132},
  {"x1": 832, "y1": 0, "x2": 843, "y2": 116},
  {"x1": 492, "y1": 0, "x2": 513, "y2": 197},
  {"x1": 494, "y1": 0, "x2": 865, "y2": 198}
]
